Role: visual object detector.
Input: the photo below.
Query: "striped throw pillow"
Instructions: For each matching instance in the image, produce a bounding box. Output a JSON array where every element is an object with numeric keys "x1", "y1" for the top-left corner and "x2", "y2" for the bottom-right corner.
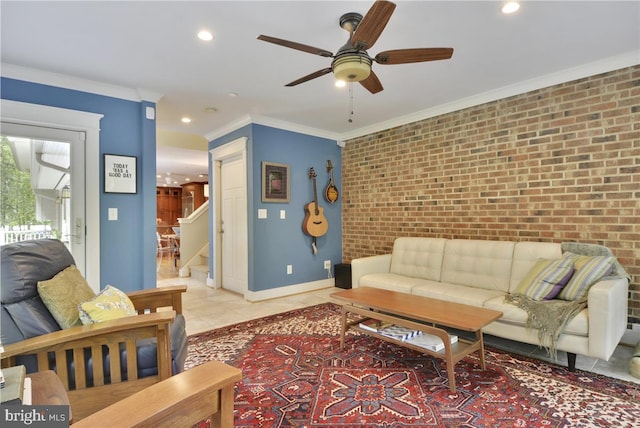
[
  {"x1": 557, "y1": 252, "x2": 615, "y2": 301},
  {"x1": 514, "y1": 257, "x2": 575, "y2": 301}
]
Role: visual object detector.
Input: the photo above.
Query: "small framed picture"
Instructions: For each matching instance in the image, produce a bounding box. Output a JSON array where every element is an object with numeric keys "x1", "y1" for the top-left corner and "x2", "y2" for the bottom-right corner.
[
  {"x1": 104, "y1": 154, "x2": 137, "y2": 194},
  {"x1": 262, "y1": 161, "x2": 290, "y2": 203}
]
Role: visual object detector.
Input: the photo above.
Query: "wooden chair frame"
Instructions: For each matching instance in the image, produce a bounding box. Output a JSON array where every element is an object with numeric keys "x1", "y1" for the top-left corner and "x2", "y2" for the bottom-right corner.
[
  {"x1": 1, "y1": 285, "x2": 187, "y2": 421},
  {"x1": 73, "y1": 360, "x2": 242, "y2": 428}
]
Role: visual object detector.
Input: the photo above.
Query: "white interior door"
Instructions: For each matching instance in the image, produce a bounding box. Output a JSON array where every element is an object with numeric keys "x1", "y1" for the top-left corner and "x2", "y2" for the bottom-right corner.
[{"x1": 220, "y1": 156, "x2": 247, "y2": 295}]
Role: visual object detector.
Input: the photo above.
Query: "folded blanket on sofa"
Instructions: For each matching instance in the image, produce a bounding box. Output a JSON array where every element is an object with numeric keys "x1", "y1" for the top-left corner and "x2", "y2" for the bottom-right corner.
[
  {"x1": 505, "y1": 294, "x2": 586, "y2": 360},
  {"x1": 561, "y1": 242, "x2": 631, "y2": 283}
]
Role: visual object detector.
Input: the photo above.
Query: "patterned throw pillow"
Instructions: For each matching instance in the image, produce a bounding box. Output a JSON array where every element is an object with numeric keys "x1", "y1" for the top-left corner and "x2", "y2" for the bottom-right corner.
[
  {"x1": 38, "y1": 265, "x2": 97, "y2": 328},
  {"x1": 513, "y1": 257, "x2": 575, "y2": 301},
  {"x1": 78, "y1": 285, "x2": 137, "y2": 325},
  {"x1": 557, "y1": 252, "x2": 615, "y2": 301}
]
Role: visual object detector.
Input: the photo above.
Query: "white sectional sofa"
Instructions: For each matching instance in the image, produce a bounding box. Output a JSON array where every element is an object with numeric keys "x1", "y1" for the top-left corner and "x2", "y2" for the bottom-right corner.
[{"x1": 351, "y1": 237, "x2": 629, "y2": 370}]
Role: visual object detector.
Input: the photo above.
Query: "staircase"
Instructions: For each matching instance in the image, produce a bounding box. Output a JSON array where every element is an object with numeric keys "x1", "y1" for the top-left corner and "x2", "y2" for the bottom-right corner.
[
  {"x1": 177, "y1": 200, "x2": 209, "y2": 283},
  {"x1": 188, "y1": 245, "x2": 209, "y2": 283}
]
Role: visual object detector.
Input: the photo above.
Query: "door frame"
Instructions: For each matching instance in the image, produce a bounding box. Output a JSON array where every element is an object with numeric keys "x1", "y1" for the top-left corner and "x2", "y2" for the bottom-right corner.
[
  {"x1": 1, "y1": 99, "x2": 103, "y2": 289},
  {"x1": 210, "y1": 137, "x2": 248, "y2": 292}
]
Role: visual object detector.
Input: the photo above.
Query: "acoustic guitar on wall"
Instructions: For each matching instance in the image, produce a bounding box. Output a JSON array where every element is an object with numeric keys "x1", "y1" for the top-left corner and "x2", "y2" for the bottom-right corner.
[{"x1": 302, "y1": 167, "x2": 328, "y2": 238}]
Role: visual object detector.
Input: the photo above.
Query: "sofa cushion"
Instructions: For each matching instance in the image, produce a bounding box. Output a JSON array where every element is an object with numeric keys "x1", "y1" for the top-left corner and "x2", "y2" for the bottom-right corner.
[
  {"x1": 359, "y1": 273, "x2": 420, "y2": 294},
  {"x1": 557, "y1": 253, "x2": 615, "y2": 301},
  {"x1": 510, "y1": 242, "x2": 563, "y2": 292},
  {"x1": 4, "y1": 296, "x2": 62, "y2": 339},
  {"x1": 441, "y1": 239, "x2": 515, "y2": 292},
  {"x1": 79, "y1": 285, "x2": 137, "y2": 325},
  {"x1": 411, "y1": 281, "x2": 505, "y2": 308},
  {"x1": 389, "y1": 237, "x2": 446, "y2": 281},
  {"x1": 132, "y1": 314, "x2": 188, "y2": 377},
  {"x1": 38, "y1": 265, "x2": 96, "y2": 329},
  {"x1": 513, "y1": 257, "x2": 575, "y2": 301},
  {"x1": 1, "y1": 239, "x2": 76, "y2": 346}
]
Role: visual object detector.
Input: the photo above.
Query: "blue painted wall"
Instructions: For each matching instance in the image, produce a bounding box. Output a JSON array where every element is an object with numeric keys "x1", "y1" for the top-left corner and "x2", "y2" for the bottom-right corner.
[
  {"x1": 210, "y1": 124, "x2": 342, "y2": 292},
  {"x1": 1, "y1": 77, "x2": 157, "y2": 292}
]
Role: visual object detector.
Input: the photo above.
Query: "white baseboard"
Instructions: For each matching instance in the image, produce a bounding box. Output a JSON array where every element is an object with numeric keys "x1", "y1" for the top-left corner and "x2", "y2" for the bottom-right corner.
[
  {"x1": 244, "y1": 278, "x2": 334, "y2": 302},
  {"x1": 621, "y1": 324, "x2": 640, "y2": 346},
  {"x1": 206, "y1": 275, "x2": 217, "y2": 288}
]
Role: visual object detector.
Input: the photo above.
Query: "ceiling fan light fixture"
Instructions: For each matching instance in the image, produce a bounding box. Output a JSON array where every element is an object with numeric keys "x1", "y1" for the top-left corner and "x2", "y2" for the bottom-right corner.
[{"x1": 333, "y1": 54, "x2": 371, "y2": 82}]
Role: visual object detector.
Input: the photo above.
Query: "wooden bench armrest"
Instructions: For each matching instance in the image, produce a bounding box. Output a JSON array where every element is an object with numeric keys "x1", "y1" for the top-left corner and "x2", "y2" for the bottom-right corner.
[
  {"x1": 0, "y1": 311, "x2": 176, "y2": 360},
  {"x1": 127, "y1": 285, "x2": 187, "y2": 315},
  {"x1": 73, "y1": 360, "x2": 242, "y2": 428}
]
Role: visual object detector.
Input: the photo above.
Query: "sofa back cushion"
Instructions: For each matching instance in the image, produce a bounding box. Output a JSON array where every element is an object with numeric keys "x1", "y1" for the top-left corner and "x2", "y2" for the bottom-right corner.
[
  {"x1": 389, "y1": 237, "x2": 447, "y2": 281},
  {"x1": 510, "y1": 242, "x2": 562, "y2": 293},
  {"x1": 441, "y1": 239, "x2": 515, "y2": 292},
  {"x1": 1, "y1": 239, "x2": 75, "y2": 344}
]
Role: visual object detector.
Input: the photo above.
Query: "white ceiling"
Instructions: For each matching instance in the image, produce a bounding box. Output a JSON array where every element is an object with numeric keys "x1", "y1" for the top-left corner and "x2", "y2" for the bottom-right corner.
[{"x1": 2, "y1": 1, "x2": 639, "y2": 185}]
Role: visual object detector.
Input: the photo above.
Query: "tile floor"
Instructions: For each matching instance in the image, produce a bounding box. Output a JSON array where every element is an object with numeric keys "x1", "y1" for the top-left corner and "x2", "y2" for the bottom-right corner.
[{"x1": 158, "y1": 269, "x2": 639, "y2": 384}]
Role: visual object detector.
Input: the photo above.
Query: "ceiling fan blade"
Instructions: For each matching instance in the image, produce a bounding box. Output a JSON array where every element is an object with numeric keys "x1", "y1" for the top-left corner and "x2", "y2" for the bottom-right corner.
[
  {"x1": 375, "y1": 48, "x2": 454, "y2": 65},
  {"x1": 257, "y1": 35, "x2": 333, "y2": 57},
  {"x1": 285, "y1": 68, "x2": 333, "y2": 87},
  {"x1": 350, "y1": 0, "x2": 396, "y2": 50},
  {"x1": 359, "y1": 70, "x2": 383, "y2": 94}
]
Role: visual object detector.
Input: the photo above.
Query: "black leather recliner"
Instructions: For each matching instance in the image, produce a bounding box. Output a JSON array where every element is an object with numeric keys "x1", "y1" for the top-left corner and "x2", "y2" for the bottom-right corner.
[{"x1": 1, "y1": 239, "x2": 188, "y2": 402}]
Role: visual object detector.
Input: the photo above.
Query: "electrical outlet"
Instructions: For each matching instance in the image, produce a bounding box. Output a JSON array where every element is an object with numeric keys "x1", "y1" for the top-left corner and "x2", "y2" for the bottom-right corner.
[
  {"x1": 287, "y1": 265, "x2": 293, "y2": 275},
  {"x1": 324, "y1": 260, "x2": 331, "y2": 269}
]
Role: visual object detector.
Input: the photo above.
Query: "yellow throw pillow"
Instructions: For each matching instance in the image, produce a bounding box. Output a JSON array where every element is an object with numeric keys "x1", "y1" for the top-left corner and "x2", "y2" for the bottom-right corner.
[
  {"x1": 78, "y1": 285, "x2": 136, "y2": 325},
  {"x1": 38, "y1": 265, "x2": 96, "y2": 329}
]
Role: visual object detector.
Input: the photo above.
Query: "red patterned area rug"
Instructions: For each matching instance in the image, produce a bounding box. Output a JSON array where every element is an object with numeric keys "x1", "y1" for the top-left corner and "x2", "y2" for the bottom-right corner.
[{"x1": 186, "y1": 303, "x2": 640, "y2": 427}]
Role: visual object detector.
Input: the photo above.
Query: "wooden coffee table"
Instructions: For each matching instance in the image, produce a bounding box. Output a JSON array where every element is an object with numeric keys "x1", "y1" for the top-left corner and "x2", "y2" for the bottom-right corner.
[{"x1": 331, "y1": 288, "x2": 502, "y2": 393}]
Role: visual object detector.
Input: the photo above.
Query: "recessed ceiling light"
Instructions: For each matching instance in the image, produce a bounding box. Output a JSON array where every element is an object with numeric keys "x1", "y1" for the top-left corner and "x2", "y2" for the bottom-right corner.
[
  {"x1": 502, "y1": 2, "x2": 520, "y2": 14},
  {"x1": 335, "y1": 80, "x2": 347, "y2": 88},
  {"x1": 228, "y1": 92, "x2": 238, "y2": 97},
  {"x1": 181, "y1": 117, "x2": 192, "y2": 124},
  {"x1": 197, "y1": 30, "x2": 213, "y2": 41}
]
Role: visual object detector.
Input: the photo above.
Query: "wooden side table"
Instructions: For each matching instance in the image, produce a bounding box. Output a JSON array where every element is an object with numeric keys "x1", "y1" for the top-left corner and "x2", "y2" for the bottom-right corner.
[{"x1": 28, "y1": 370, "x2": 72, "y2": 421}]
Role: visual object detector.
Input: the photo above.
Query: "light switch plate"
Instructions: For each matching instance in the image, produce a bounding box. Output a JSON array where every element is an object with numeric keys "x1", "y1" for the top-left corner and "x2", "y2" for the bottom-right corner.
[
  {"x1": 108, "y1": 208, "x2": 118, "y2": 221},
  {"x1": 280, "y1": 210, "x2": 286, "y2": 219},
  {"x1": 258, "y1": 209, "x2": 267, "y2": 219}
]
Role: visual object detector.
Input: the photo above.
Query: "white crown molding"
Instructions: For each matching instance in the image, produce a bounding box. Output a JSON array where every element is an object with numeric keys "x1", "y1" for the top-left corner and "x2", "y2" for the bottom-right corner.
[
  {"x1": 1, "y1": 63, "x2": 163, "y2": 103},
  {"x1": 204, "y1": 114, "x2": 340, "y2": 143},
  {"x1": 204, "y1": 115, "x2": 253, "y2": 142},
  {"x1": 338, "y1": 51, "x2": 640, "y2": 142},
  {"x1": 250, "y1": 114, "x2": 341, "y2": 141}
]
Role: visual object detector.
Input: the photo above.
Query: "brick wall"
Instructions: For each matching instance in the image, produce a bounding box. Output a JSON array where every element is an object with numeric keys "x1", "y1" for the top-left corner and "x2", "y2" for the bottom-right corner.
[{"x1": 342, "y1": 65, "x2": 640, "y2": 326}]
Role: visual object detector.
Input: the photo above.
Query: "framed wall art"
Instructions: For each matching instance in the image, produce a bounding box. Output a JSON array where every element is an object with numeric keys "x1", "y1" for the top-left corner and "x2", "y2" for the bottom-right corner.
[
  {"x1": 104, "y1": 154, "x2": 137, "y2": 194},
  {"x1": 262, "y1": 161, "x2": 290, "y2": 203}
]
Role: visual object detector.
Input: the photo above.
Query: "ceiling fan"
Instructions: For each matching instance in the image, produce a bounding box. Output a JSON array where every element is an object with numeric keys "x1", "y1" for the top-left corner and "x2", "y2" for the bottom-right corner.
[{"x1": 257, "y1": 0, "x2": 454, "y2": 94}]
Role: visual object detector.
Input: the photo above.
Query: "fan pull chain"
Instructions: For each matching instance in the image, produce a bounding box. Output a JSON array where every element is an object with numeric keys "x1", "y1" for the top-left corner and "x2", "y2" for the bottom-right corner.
[{"x1": 348, "y1": 82, "x2": 354, "y2": 123}]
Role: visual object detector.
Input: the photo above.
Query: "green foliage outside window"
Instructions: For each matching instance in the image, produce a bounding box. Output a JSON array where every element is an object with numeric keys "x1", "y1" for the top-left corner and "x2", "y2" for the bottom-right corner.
[{"x1": 0, "y1": 137, "x2": 44, "y2": 228}]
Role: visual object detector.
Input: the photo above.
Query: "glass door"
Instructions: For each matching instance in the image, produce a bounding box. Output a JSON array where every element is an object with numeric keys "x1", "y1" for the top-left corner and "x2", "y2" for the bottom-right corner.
[{"x1": 0, "y1": 122, "x2": 86, "y2": 274}]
